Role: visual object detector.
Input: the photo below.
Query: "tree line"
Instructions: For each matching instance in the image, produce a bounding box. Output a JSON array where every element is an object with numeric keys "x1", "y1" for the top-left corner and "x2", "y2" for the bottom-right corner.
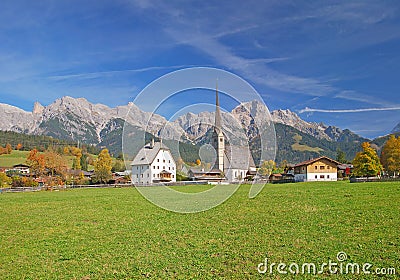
[
  {"x1": 353, "y1": 135, "x2": 400, "y2": 177},
  {"x1": 0, "y1": 146, "x2": 120, "y2": 189},
  {"x1": 0, "y1": 130, "x2": 99, "y2": 154}
]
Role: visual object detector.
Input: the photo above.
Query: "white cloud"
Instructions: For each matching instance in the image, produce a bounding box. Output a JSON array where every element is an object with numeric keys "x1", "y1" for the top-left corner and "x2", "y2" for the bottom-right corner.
[
  {"x1": 47, "y1": 65, "x2": 195, "y2": 81},
  {"x1": 299, "y1": 106, "x2": 400, "y2": 114}
]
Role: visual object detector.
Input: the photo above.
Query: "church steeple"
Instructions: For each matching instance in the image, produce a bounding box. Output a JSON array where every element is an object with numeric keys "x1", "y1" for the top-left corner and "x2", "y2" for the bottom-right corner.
[
  {"x1": 213, "y1": 81, "x2": 225, "y2": 172},
  {"x1": 215, "y1": 81, "x2": 221, "y2": 133}
]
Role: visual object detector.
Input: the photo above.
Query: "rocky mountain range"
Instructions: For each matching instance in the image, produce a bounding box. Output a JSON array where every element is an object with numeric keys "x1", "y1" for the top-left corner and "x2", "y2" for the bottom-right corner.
[
  {"x1": 392, "y1": 122, "x2": 400, "y2": 133},
  {"x1": 1, "y1": 96, "x2": 395, "y2": 163}
]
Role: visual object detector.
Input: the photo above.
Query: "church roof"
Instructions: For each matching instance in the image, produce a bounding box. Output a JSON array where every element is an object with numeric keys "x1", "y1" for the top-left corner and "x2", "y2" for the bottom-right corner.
[
  {"x1": 130, "y1": 142, "x2": 170, "y2": 166},
  {"x1": 224, "y1": 145, "x2": 256, "y2": 170}
]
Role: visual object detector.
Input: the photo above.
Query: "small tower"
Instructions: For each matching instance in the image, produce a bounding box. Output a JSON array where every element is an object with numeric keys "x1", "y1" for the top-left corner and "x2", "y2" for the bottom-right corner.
[{"x1": 213, "y1": 82, "x2": 225, "y2": 172}]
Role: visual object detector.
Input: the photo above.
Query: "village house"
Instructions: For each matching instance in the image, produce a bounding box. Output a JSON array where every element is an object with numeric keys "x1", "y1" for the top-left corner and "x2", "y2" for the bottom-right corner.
[
  {"x1": 130, "y1": 139, "x2": 176, "y2": 185},
  {"x1": 6, "y1": 164, "x2": 30, "y2": 175},
  {"x1": 294, "y1": 156, "x2": 340, "y2": 182}
]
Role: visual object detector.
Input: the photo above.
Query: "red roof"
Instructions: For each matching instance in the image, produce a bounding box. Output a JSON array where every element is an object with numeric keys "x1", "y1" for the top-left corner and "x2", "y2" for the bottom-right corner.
[{"x1": 294, "y1": 156, "x2": 340, "y2": 168}]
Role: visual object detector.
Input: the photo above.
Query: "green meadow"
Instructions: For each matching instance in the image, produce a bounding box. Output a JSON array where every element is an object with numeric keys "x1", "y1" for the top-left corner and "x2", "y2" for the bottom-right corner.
[
  {"x1": 0, "y1": 182, "x2": 399, "y2": 279},
  {"x1": 0, "y1": 150, "x2": 29, "y2": 167}
]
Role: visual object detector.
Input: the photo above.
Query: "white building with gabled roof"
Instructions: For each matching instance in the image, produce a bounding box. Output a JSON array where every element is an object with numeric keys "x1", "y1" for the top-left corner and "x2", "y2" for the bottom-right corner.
[{"x1": 130, "y1": 140, "x2": 176, "y2": 185}]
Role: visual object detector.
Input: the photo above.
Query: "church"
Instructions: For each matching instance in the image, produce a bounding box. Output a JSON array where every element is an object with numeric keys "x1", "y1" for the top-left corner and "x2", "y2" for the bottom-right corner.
[{"x1": 189, "y1": 87, "x2": 256, "y2": 182}]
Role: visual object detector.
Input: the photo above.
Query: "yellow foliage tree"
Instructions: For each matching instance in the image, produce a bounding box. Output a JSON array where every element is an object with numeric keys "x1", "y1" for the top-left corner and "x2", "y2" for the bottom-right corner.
[
  {"x1": 353, "y1": 142, "x2": 383, "y2": 177},
  {"x1": 93, "y1": 149, "x2": 113, "y2": 184},
  {"x1": 380, "y1": 135, "x2": 400, "y2": 176}
]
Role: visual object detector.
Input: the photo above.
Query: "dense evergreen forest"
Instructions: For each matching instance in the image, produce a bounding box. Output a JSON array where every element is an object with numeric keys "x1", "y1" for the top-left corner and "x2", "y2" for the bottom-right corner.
[{"x1": 0, "y1": 131, "x2": 99, "y2": 154}]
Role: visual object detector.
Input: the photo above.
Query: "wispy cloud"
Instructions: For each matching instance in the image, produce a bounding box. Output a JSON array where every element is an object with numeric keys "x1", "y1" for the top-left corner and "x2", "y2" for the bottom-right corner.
[
  {"x1": 47, "y1": 65, "x2": 195, "y2": 81},
  {"x1": 299, "y1": 106, "x2": 400, "y2": 114}
]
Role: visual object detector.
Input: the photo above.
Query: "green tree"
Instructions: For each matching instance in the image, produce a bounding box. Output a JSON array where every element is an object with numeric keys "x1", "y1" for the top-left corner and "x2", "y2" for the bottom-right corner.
[
  {"x1": 353, "y1": 142, "x2": 383, "y2": 177},
  {"x1": 112, "y1": 160, "x2": 125, "y2": 172},
  {"x1": 80, "y1": 153, "x2": 88, "y2": 171},
  {"x1": 93, "y1": 149, "x2": 113, "y2": 183},
  {"x1": 380, "y1": 134, "x2": 400, "y2": 176},
  {"x1": 0, "y1": 173, "x2": 12, "y2": 188},
  {"x1": 336, "y1": 149, "x2": 347, "y2": 163}
]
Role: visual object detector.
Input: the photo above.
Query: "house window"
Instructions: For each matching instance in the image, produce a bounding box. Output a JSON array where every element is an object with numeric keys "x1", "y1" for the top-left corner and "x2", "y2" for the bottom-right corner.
[
  {"x1": 220, "y1": 138, "x2": 223, "y2": 142},
  {"x1": 153, "y1": 174, "x2": 155, "y2": 177},
  {"x1": 163, "y1": 159, "x2": 165, "y2": 163},
  {"x1": 153, "y1": 166, "x2": 155, "y2": 169},
  {"x1": 172, "y1": 175, "x2": 174, "y2": 178},
  {"x1": 147, "y1": 173, "x2": 149, "y2": 177},
  {"x1": 327, "y1": 175, "x2": 330, "y2": 179},
  {"x1": 157, "y1": 159, "x2": 159, "y2": 162},
  {"x1": 315, "y1": 166, "x2": 318, "y2": 170},
  {"x1": 320, "y1": 175, "x2": 325, "y2": 179},
  {"x1": 169, "y1": 167, "x2": 170, "y2": 170},
  {"x1": 315, "y1": 175, "x2": 318, "y2": 179},
  {"x1": 327, "y1": 166, "x2": 330, "y2": 169},
  {"x1": 157, "y1": 166, "x2": 159, "y2": 169},
  {"x1": 169, "y1": 160, "x2": 171, "y2": 163},
  {"x1": 163, "y1": 166, "x2": 165, "y2": 170},
  {"x1": 320, "y1": 166, "x2": 325, "y2": 170},
  {"x1": 141, "y1": 174, "x2": 143, "y2": 178}
]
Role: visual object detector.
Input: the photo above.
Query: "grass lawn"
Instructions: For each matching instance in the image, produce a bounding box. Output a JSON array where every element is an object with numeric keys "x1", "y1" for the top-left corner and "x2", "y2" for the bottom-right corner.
[
  {"x1": 0, "y1": 150, "x2": 29, "y2": 167},
  {"x1": 0, "y1": 181, "x2": 399, "y2": 279}
]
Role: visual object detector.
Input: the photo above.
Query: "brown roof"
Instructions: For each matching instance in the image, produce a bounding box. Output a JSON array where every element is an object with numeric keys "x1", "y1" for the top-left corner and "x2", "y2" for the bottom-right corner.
[{"x1": 294, "y1": 156, "x2": 340, "y2": 168}]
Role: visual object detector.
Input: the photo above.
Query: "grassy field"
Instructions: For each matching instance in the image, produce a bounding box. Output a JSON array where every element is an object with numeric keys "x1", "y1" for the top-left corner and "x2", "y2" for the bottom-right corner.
[
  {"x1": 0, "y1": 150, "x2": 29, "y2": 167},
  {"x1": 0, "y1": 150, "x2": 91, "y2": 169},
  {"x1": 0, "y1": 182, "x2": 399, "y2": 279}
]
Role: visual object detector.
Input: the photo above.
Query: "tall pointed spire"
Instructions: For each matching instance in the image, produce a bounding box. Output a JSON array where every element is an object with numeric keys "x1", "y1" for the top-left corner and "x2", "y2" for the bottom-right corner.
[
  {"x1": 212, "y1": 79, "x2": 225, "y2": 173},
  {"x1": 215, "y1": 79, "x2": 221, "y2": 132}
]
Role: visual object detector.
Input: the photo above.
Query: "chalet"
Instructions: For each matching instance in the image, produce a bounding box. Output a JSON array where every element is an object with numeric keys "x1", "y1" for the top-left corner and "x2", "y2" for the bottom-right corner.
[
  {"x1": 130, "y1": 140, "x2": 176, "y2": 185},
  {"x1": 294, "y1": 156, "x2": 340, "y2": 182},
  {"x1": 7, "y1": 164, "x2": 30, "y2": 175},
  {"x1": 188, "y1": 168, "x2": 225, "y2": 182},
  {"x1": 190, "y1": 86, "x2": 256, "y2": 182}
]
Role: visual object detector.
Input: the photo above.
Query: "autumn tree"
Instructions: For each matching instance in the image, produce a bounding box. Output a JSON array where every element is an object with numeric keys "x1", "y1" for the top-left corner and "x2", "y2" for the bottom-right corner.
[
  {"x1": 352, "y1": 142, "x2": 383, "y2": 177},
  {"x1": 27, "y1": 149, "x2": 46, "y2": 176},
  {"x1": 71, "y1": 147, "x2": 82, "y2": 170},
  {"x1": 258, "y1": 160, "x2": 276, "y2": 176},
  {"x1": 0, "y1": 173, "x2": 12, "y2": 188},
  {"x1": 93, "y1": 149, "x2": 113, "y2": 183},
  {"x1": 380, "y1": 135, "x2": 400, "y2": 176},
  {"x1": 5, "y1": 143, "x2": 12, "y2": 154},
  {"x1": 44, "y1": 150, "x2": 67, "y2": 176},
  {"x1": 16, "y1": 143, "x2": 23, "y2": 150}
]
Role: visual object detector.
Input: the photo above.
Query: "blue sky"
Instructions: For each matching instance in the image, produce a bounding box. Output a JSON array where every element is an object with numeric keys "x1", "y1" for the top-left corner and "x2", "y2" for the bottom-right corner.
[{"x1": 0, "y1": 0, "x2": 400, "y2": 139}]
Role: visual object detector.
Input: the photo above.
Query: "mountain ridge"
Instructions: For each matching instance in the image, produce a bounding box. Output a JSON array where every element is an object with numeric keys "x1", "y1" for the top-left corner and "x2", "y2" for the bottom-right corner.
[{"x1": 0, "y1": 96, "x2": 374, "y2": 163}]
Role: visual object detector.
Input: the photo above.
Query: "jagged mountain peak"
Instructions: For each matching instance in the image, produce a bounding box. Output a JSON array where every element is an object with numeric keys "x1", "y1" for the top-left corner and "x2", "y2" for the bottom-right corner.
[
  {"x1": 392, "y1": 122, "x2": 400, "y2": 133},
  {"x1": 33, "y1": 101, "x2": 44, "y2": 115}
]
